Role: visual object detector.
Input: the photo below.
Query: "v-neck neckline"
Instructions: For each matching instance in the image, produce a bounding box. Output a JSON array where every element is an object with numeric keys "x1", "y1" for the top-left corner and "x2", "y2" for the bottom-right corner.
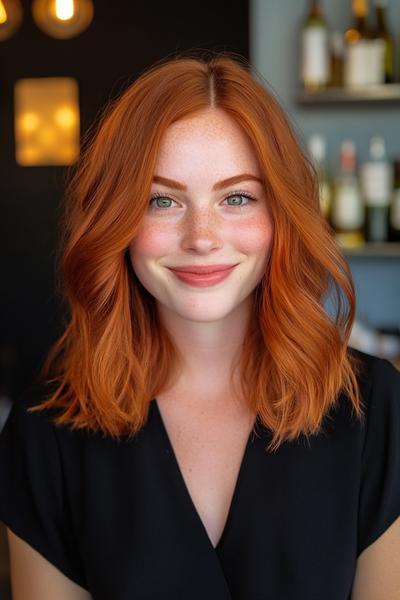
[{"x1": 150, "y1": 397, "x2": 259, "y2": 552}]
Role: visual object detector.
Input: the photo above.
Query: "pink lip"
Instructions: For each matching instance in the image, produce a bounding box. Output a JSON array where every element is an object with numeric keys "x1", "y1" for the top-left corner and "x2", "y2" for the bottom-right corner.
[
  {"x1": 168, "y1": 265, "x2": 237, "y2": 287},
  {"x1": 169, "y1": 264, "x2": 238, "y2": 274}
]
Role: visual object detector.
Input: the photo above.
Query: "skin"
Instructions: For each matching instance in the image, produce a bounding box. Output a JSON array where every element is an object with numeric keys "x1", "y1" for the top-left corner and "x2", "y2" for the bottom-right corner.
[{"x1": 128, "y1": 107, "x2": 273, "y2": 408}]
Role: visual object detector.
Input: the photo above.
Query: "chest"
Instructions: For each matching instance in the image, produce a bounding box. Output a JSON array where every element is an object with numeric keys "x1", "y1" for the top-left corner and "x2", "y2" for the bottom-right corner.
[
  {"x1": 154, "y1": 396, "x2": 255, "y2": 548},
  {"x1": 73, "y1": 393, "x2": 362, "y2": 600}
]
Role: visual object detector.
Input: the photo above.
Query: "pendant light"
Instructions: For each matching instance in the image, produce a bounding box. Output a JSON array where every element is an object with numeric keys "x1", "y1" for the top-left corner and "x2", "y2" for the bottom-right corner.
[
  {"x1": 32, "y1": 0, "x2": 93, "y2": 39},
  {"x1": 0, "y1": 0, "x2": 23, "y2": 41}
]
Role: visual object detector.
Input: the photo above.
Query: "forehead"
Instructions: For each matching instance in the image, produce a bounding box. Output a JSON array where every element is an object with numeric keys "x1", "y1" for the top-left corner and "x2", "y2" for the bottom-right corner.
[{"x1": 154, "y1": 108, "x2": 261, "y2": 177}]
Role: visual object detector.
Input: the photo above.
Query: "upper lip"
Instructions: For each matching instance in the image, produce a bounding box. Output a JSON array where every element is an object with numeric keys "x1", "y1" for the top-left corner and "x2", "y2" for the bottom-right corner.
[{"x1": 168, "y1": 264, "x2": 238, "y2": 274}]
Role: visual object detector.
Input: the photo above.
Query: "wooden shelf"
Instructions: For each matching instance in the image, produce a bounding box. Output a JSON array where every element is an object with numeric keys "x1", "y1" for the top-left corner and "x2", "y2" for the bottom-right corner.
[
  {"x1": 296, "y1": 83, "x2": 400, "y2": 106},
  {"x1": 342, "y1": 242, "x2": 400, "y2": 257}
]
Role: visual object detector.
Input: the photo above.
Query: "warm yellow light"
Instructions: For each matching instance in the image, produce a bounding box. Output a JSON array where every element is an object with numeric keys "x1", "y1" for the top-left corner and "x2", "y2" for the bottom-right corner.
[
  {"x1": 32, "y1": 0, "x2": 93, "y2": 39},
  {"x1": 54, "y1": 105, "x2": 76, "y2": 128},
  {"x1": 0, "y1": 2, "x2": 7, "y2": 24},
  {"x1": 14, "y1": 77, "x2": 80, "y2": 166},
  {"x1": 0, "y1": 0, "x2": 23, "y2": 40},
  {"x1": 55, "y1": 0, "x2": 74, "y2": 21},
  {"x1": 38, "y1": 126, "x2": 57, "y2": 146},
  {"x1": 19, "y1": 112, "x2": 41, "y2": 133},
  {"x1": 19, "y1": 146, "x2": 42, "y2": 163}
]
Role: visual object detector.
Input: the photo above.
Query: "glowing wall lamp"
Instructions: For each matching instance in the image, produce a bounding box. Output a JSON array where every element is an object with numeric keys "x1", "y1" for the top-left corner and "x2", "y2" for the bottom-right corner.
[
  {"x1": 0, "y1": 0, "x2": 23, "y2": 41},
  {"x1": 32, "y1": 0, "x2": 94, "y2": 39},
  {"x1": 14, "y1": 77, "x2": 80, "y2": 166}
]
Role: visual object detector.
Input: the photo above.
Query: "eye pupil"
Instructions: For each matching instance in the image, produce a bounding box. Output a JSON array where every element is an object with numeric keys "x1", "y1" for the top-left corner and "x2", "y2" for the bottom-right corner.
[{"x1": 156, "y1": 197, "x2": 171, "y2": 207}]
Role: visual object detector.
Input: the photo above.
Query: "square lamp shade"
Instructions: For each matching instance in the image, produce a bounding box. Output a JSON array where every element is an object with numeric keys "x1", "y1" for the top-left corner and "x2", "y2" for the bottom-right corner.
[{"x1": 14, "y1": 77, "x2": 80, "y2": 166}]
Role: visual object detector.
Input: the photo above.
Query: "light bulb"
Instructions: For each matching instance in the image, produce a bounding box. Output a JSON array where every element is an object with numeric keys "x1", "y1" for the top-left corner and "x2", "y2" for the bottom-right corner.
[
  {"x1": 0, "y1": 0, "x2": 23, "y2": 41},
  {"x1": 32, "y1": 0, "x2": 94, "y2": 39}
]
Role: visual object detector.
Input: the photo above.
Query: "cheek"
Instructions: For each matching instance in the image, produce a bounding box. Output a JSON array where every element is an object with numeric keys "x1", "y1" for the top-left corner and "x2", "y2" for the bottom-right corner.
[
  {"x1": 234, "y1": 215, "x2": 274, "y2": 255},
  {"x1": 128, "y1": 224, "x2": 174, "y2": 261}
]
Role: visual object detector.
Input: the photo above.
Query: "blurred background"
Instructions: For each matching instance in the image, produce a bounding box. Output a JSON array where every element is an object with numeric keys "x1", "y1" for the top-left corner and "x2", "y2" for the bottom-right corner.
[
  {"x1": 0, "y1": 0, "x2": 400, "y2": 595},
  {"x1": 252, "y1": 0, "x2": 400, "y2": 370}
]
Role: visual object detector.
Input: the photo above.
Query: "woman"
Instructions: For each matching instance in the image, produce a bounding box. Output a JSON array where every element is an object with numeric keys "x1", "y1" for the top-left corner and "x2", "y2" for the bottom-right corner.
[{"x1": 0, "y1": 51, "x2": 399, "y2": 600}]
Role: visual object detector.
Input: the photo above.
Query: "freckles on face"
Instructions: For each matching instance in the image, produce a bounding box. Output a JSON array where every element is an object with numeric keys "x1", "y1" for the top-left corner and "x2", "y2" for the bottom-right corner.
[
  {"x1": 129, "y1": 209, "x2": 273, "y2": 268},
  {"x1": 127, "y1": 108, "x2": 275, "y2": 319},
  {"x1": 233, "y1": 212, "x2": 273, "y2": 256},
  {"x1": 130, "y1": 221, "x2": 171, "y2": 258},
  {"x1": 128, "y1": 220, "x2": 174, "y2": 286}
]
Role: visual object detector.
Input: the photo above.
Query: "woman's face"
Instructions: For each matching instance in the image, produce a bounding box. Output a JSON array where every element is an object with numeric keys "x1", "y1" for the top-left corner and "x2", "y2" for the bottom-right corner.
[{"x1": 128, "y1": 108, "x2": 273, "y2": 324}]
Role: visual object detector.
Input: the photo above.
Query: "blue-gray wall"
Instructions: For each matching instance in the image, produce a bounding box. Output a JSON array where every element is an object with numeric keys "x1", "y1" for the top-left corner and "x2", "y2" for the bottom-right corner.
[{"x1": 250, "y1": 0, "x2": 400, "y2": 329}]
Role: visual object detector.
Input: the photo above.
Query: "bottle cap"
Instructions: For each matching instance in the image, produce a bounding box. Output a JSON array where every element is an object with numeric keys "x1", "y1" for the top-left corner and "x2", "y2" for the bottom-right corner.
[{"x1": 340, "y1": 139, "x2": 356, "y2": 171}]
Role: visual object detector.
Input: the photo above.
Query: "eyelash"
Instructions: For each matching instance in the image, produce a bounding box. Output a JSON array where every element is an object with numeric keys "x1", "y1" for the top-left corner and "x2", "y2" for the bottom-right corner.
[{"x1": 148, "y1": 190, "x2": 257, "y2": 212}]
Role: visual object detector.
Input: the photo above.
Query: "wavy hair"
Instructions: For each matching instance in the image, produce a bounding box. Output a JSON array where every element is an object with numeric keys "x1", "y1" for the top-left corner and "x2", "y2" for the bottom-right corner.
[{"x1": 29, "y1": 50, "x2": 364, "y2": 452}]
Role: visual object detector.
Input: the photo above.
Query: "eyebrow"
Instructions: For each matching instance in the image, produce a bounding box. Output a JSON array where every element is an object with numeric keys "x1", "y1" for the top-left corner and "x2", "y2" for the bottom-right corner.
[{"x1": 152, "y1": 173, "x2": 264, "y2": 191}]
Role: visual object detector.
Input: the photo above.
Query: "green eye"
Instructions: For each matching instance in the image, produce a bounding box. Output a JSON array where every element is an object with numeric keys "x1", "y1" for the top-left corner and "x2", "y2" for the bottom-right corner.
[
  {"x1": 148, "y1": 191, "x2": 256, "y2": 211},
  {"x1": 226, "y1": 194, "x2": 250, "y2": 206},
  {"x1": 149, "y1": 196, "x2": 175, "y2": 209}
]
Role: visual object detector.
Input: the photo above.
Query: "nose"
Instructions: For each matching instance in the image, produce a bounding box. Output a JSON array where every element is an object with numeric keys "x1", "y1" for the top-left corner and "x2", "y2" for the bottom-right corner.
[{"x1": 180, "y1": 206, "x2": 223, "y2": 254}]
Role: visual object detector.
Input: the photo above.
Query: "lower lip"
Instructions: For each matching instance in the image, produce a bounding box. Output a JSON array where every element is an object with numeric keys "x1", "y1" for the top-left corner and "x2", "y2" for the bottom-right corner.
[{"x1": 169, "y1": 265, "x2": 237, "y2": 287}]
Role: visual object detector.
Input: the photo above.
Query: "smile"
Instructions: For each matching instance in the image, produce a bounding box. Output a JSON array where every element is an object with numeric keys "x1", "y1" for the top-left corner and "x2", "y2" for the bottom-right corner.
[{"x1": 167, "y1": 265, "x2": 237, "y2": 287}]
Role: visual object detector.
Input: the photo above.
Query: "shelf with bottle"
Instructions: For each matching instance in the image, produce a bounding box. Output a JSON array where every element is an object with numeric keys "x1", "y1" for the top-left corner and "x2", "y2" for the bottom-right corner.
[
  {"x1": 342, "y1": 241, "x2": 400, "y2": 257},
  {"x1": 307, "y1": 134, "x2": 400, "y2": 254},
  {"x1": 297, "y1": 83, "x2": 400, "y2": 105},
  {"x1": 298, "y1": 0, "x2": 399, "y2": 105}
]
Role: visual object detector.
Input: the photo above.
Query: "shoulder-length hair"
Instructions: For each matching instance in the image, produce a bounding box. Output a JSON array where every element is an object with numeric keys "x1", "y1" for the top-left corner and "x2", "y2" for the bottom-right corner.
[{"x1": 29, "y1": 50, "x2": 364, "y2": 452}]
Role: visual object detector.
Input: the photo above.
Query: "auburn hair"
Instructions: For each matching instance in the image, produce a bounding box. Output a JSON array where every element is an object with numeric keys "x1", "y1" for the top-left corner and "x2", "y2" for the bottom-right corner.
[{"x1": 29, "y1": 49, "x2": 364, "y2": 453}]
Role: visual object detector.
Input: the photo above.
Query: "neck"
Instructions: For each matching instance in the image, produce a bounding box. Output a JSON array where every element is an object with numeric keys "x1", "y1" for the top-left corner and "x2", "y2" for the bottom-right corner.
[{"x1": 157, "y1": 294, "x2": 254, "y2": 396}]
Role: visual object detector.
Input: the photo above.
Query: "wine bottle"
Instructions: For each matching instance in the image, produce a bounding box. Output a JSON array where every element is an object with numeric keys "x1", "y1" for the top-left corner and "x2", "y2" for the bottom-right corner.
[
  {"x1": 389, "y1": 160, "x2": 400, "y2": 242},
  {"x1": 344, "y1": 0, "x2": 385, "y2": 86},
  {"x1": 329, "y1": 31, "x2": 345, "y2": 87},
  {"x1": 331, "y1": 140, "x2": 365, "y2": 248},
  {"x1": 360, "y1": 136, "x2": 393, "y2": 242},
  {"x1": 307, "y1": 134, "x2": 332, "y2": 220},
  {"x1": 371, "y1": 0, "x2": 394, "y2": 83},
  {"x1": 300, "y1": 0, "x2": 330, "y2": 92}
]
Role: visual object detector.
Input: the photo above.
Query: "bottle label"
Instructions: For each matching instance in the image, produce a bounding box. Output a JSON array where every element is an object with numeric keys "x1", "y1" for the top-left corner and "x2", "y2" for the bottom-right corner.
[
  {"x1": 344, "y1": 40, "x2": 385, "y2": 86},
  {"x1": 331, "y1": 185, "x2": 364, "y2": 229},
  {"x1": 301, "y1": 26, "x2": 330, "y2": 84},
  {"x1": 360, "y1": 162, "x2": 393, "y2": 206}
]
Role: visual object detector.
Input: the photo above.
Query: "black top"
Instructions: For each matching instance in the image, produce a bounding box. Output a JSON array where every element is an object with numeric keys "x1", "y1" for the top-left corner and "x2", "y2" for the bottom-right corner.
[{"x1": 0, "y1": 348, "x2": 399, "y2": 600}]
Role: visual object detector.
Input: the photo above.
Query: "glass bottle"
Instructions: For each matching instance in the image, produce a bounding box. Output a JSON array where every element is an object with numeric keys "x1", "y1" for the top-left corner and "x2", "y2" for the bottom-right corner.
[
  {"x1": 371, "y1": 0, "x2": 394, "y2": 83},
  {"x1": 307, "y1": 133, "x2": 332, "y2": 221},
  {"x1": 389, "y1": 160, "x2": 400, "y2": 242},
  {"x1": 329, "y1": 31, "x2": 345, "y2": 87},
  {"x1": 331, "y1": 140, "x2": 365, "y2": 248},
  {"x1": 300, "y1": 0, "x2": 330, "y2": 92},
  {"x1": 344, "y1": 0, "x2": 385, "y2": 86},
  {"x1": 360, "y1": 135, "x2": 393, "y2": 242}
]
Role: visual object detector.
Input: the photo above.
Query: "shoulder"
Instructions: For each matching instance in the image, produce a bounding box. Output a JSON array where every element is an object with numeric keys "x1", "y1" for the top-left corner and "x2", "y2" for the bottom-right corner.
[
  {"x1": 0, "y1": 379, "x2": 87, "y2": 478},
  {"x1": 347, "y1": 348, "x2": 400, "y2": 557},
  {"x1": 347, "y1": 346, "x2": 400, "y2": 405},
  {"x1": 0, "y1": 380, "x2": 89, "y2": 590},
  {"x1": 345, "y1": 346, "x2": 400, "y2": 453},
  {"x1": 0, "y1": 380, "x2": 58, "y2": 447}
]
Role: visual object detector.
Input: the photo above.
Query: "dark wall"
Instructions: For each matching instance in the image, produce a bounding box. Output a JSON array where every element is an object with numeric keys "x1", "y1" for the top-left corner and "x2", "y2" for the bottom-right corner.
[{"x1": 0, "y1": 0, "x2": 249, "y2": 398}]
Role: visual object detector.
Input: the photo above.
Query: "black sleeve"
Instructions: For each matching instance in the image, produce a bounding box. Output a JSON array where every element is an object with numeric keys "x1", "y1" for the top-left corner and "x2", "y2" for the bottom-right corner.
[
  {"x1": 357, "y1": 357, "x2": 400, "y2": 556},
  {"x1": 0, "y1": 386, "x2": 87, "y2": 589}
]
